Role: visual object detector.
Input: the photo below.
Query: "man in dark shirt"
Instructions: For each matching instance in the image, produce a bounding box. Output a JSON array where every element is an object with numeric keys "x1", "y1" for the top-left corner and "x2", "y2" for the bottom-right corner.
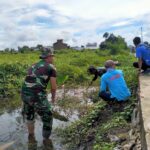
[{"x1": 21, "y1": 48, "x2": 57, "y2": 144}]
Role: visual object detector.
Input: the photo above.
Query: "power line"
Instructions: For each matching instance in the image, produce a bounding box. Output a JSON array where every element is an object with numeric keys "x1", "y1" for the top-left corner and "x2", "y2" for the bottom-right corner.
[{"x1": 141, "y1": 27, "x2": 143, "y2": 43}]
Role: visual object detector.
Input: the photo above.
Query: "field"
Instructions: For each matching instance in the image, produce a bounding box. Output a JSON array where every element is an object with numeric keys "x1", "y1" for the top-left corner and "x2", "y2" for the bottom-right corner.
[
  {"x1": 0, "y1": 49, "x2": 137, "y2": 97},
  {"x1": 0, "y1": 49, "x2": 139, "y2": 149}
]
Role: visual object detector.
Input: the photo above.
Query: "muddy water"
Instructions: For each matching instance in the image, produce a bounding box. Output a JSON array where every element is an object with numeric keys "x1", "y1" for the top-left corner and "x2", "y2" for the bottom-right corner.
[
  {"x1": 0, "y1": 87, "x2": 97, "y2": 150},
  {"x1": 0, "y1": 109, "x2": 78, "y2": 150}
]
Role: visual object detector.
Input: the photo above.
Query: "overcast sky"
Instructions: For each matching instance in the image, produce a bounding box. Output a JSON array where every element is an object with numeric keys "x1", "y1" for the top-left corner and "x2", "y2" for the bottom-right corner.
[{"x1": 0, "y1": 0, "x2": 150, "y2": 49}]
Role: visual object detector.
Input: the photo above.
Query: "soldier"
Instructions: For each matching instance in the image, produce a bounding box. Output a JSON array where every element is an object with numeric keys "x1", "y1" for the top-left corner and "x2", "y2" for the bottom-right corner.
[{"x1": 21, "y1": 48, "x2": 57, "y2": 144}]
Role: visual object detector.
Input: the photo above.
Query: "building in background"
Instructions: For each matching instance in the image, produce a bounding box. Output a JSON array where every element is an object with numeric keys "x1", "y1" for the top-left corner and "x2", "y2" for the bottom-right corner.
[
  {"x1": 86, "y1": 43, "x2": 97, "y2": 49},
  {"x1": 71, "y1": 46, "x2": 85, "y2": 50},
  {"x1": 53, "y1": 39, "x2": 69, "y2": 50}
]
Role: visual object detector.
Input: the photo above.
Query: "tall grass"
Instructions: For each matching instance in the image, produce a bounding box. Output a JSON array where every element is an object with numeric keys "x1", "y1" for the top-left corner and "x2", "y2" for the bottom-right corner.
[{"x1": 0, "y1": 49, "x2": 137, "y2": 98}]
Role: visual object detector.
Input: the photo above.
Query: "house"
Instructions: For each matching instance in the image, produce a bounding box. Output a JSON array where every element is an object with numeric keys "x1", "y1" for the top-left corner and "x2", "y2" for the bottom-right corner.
[
  {"x1": 53, "y1": 39, "x2": 69, "y2": 50},
  {"x1": 71, "y1": 46, "x2": 84, "y2": 51},
  {"x1": 31, "y1": 47, "x2": 39, "y2": 51},
  {"x1": 86, "y1": 43, "x2": 97, "y2": 49}
]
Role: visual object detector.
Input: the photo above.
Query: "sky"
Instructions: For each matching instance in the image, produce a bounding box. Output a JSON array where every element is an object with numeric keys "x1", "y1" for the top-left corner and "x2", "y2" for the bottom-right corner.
[{"x1": 0, "y1": 0, "x2": 150, "y2": 49}]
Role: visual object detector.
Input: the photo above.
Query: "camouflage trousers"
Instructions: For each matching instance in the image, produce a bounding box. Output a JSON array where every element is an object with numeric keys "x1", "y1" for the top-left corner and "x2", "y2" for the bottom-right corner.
[{"x1": 21, "y1": 88, "x2": 53, "y2": 138}]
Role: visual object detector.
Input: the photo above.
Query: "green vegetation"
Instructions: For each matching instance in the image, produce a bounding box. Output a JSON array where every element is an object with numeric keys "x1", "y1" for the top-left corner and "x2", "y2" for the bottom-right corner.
[
  {"x1": 55, "y1": 49, "x2": 137, "y2": 150},
  {"x1": 0, "y1": 48, "x2": 138, "y2": 149},
  {"x1": 100, "y1": 32, "x2": 129, "y2": 55},
  {"x1": 56, "y1": 96, "x2": 137, "y2": 150},
  {"x1": 0, "y1": 49, "x2": 136, "y2": 99}
]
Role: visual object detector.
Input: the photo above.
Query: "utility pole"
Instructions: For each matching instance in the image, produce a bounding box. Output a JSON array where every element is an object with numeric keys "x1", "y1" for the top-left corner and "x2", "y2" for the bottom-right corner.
[{"x1": 141, "y1": 27, "x2": 143, "y2": 43}]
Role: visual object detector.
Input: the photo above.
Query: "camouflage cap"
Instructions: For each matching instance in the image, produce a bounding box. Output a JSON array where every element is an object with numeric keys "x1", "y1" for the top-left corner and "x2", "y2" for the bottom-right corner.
[{"x1": 39, "y1": 47, "x2": 54, "y2": 59}]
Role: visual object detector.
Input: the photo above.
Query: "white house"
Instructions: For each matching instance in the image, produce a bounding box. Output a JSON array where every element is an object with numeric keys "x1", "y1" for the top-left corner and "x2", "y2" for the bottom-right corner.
[{"x1": 86, "y1": 43, "x2": 97, "y2": 49}]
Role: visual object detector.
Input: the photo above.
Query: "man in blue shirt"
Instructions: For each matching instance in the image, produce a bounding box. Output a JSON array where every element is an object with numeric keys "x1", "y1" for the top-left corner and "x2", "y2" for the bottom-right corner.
[
  {"x1": 133, "y1": 37, "x2": 150, "y2": 72},
  {"x1": 99, "y1": 60, "x2": 131, "y2": 102}
]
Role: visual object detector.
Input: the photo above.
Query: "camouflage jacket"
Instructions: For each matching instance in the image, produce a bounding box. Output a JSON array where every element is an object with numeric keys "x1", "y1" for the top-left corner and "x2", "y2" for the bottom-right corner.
[{"x1": 22, "y1": 60, "x2": 56, "y2": 91}]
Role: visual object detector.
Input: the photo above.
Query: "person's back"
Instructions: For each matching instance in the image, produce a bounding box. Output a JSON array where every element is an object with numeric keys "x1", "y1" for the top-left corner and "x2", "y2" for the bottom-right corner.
[
  {"x1": 22, "y1": 60, "x2": 56, "y2": 92},
  {"x1": 99, "y1": 60, "x2": 130, "y2": 102},
  {"x1": 101, "y1": 69, "x2": 130, "y2": 101},
  {"x1": 136, "y1": 44, "x2": 150, "y2": 66},
  {"x1": 133, "y1": 37, "x2": 150, "y2": 72}
]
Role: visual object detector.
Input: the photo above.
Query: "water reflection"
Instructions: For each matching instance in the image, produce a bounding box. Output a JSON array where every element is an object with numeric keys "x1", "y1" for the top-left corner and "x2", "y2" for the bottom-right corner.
[
  {"x1": 28, "y1": 136, "x2": 54, "y2": 150},
  {"x1": 0, "y1": 108, "x2": 69, "y2": 150},
  {"x1": 0, "y1": 87, "x2": 97, "y2": 150},
  {"x1": 28, "y1": 135, "x2": 37, "y2": 150},
  {"x1": 42, "y1": 139, "x2": 54, "y2": 150}
]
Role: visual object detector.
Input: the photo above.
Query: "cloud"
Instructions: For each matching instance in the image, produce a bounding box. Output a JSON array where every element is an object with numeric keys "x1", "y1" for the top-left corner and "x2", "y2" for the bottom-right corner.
[
  {"x1": 112, "y1": 20, "x2": 132, "y2": 27},
  {"x1": 0, "y1": 0, "x2": 150, "y2": 49}
]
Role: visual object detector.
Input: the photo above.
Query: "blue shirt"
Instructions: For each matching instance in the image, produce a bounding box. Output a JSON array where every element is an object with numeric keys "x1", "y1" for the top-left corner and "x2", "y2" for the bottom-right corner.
[
  {"x1": 100, "y1": 69, "x2": 131, "y2": 101},
  {"x1": 136, "y1": 44, "x2": 150, "y2": 66}
]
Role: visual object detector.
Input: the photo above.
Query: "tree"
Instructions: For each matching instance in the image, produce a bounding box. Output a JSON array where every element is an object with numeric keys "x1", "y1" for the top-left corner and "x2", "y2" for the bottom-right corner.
[
  {"x1": 103, "y1": 32, "x2": 109, "y2": 39},
  {"x1": 10, "y1": 48, "x2": 16, "y2": 53},
  {"x1": 4, "y1": 48, "x2": 10, "y2": 52},
  {"x1": 99, "y1": 41, "x2": 107, "y2": 50},
  {"x1": 36, "y1": 44, "x2": 43, "y2": 51},
  {"x1": 99, "y1": 32, "x2": 128, "y2": 54},
  {"x1": 18, "y1": 45, "x2": 30, "y2": 53}
]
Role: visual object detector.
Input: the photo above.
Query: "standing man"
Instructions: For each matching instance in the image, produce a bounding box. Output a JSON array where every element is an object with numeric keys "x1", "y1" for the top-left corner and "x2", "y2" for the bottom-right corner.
[
  {"x1": 133, "y1": 37, "x2": 150, "y2": 73},
  {"x1": 99, "y1": 60, "x2": 130, "y2": 102},
  {"x1": 21, "y1": 48, "x2": 57, "y2": 144}
]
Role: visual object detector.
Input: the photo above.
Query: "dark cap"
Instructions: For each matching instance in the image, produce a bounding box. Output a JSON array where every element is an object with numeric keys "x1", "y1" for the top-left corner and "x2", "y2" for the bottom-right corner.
[{"x1": 39, "y1": 47, "x2": 54, "y2": 59}]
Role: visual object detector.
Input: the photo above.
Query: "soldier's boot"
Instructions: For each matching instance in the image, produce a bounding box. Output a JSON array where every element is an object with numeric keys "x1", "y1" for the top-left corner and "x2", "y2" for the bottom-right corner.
[
  {"x1": 42, "y1": 130, "x2": 51, "y2": 139},
  {"x1": 28, "y1": 134, "x2": 37, "y2": 150},
  {"x1": 43, "y1": 138, "x2": 54, "y2": 150}
]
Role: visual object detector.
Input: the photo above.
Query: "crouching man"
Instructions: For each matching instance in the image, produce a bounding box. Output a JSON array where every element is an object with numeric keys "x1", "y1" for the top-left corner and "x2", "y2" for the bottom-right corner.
[{"x1": 99, "y1": 60, "x2": 131, "y2": 102}]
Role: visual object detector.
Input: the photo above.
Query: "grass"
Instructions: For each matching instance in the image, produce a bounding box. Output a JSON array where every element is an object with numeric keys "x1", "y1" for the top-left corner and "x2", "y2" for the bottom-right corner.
[
  {"x1": 0, "y1": 49, "x2": 137, "y2": 105},
  {"x1": 0, "y1": 49, "x2": 137, "y2": 90},
  {"x1": 56, "y1": 96, "x2": 137, "y2": 150},
  {"x1": 0, "y1": 49, "x2": 139, "y2": 149}
]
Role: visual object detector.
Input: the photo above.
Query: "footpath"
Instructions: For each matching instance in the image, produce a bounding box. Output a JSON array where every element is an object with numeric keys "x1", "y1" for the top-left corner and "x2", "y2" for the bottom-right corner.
[{"x1": 139, "y1": 74, "x2": 150, "y2": 150}]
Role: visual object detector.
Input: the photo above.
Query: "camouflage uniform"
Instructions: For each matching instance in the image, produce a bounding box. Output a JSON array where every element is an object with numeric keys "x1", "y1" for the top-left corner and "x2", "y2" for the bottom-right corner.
[{"x1": 21, "y1": 59, "x2": 56, "y2": 138}]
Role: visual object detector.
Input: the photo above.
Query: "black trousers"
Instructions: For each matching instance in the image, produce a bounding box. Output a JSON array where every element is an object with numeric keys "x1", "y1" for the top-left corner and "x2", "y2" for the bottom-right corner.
[
  {"x1": 99, "y1": 91, "x2": 116, "y2": 102},
  {"x1": 99, "y1": 91, "x2": 128, "y2": 105},
  {"x1": 133, "y1": 61, "x2": 150, "y2": 71}
]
